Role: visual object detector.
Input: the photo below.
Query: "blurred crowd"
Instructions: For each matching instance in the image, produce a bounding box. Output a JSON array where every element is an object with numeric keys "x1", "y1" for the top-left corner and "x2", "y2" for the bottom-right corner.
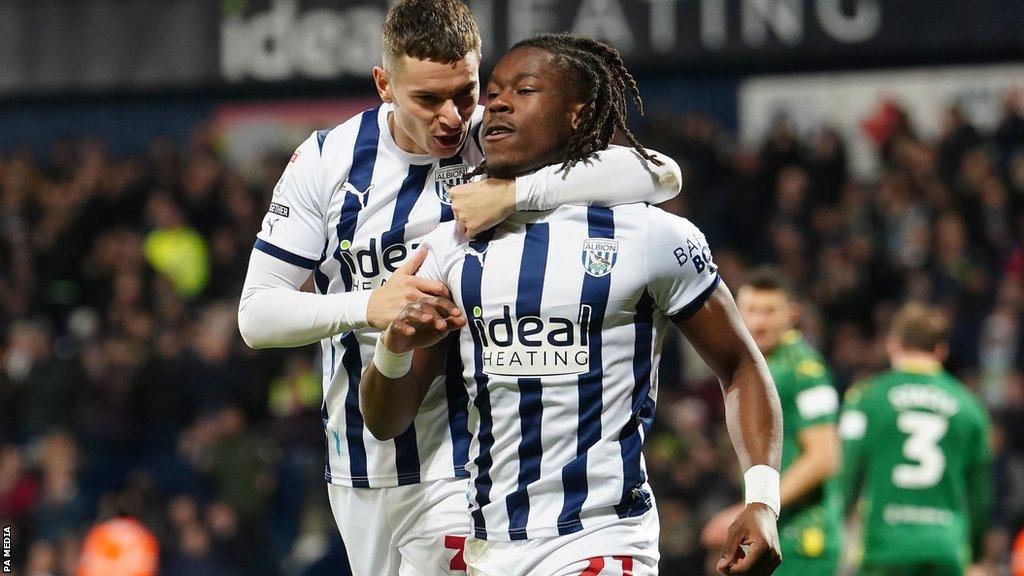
[
  {"x1": 642, "y1": 94, "x2": 1024, "y2": 574},
  {"x1": 0, "y1": 92, "x2": 1023, "y2": 575}
]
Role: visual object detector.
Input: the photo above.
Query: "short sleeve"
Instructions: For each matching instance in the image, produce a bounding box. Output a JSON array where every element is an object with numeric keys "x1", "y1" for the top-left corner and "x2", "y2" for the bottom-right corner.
[
  {"x1": 838, "y1": 383, "x2": 870, "y2": 441},
  {"x1": 416, "y1": 223, "x2": 463, "y2": 285},
  {"x1": 254, "y1": 132, "x2": 326, "y2": 269},
  {"x1": 645, "y1": 208, "x2": 721, "y2": 321},
  {"x1": 791, "y1": 359, "x2": 839, "y2": 429}
]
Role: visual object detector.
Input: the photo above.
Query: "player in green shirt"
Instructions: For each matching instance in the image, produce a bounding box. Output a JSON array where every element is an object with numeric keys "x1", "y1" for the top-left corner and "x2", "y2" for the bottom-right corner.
[
  {"x1": 840, "y1": 303, "x2": 993, "y2": 576},
  {"x1": 704, "y1": 269, "x2": 843, "y2": 576}
]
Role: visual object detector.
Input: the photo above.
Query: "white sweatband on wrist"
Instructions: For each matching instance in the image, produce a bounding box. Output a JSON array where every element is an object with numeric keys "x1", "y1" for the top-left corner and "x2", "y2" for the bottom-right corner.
[
  {"x1": 373, "y1": 336, "x2": 413, "y2": 379},
  {"x1": 744, "y1": 465, "x2": 781, "y2": 518}
]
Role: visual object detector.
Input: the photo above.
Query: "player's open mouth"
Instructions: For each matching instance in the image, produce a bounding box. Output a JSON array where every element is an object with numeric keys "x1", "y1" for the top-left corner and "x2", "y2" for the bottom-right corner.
[
  {"x1": 483, "y1": 122, "x2": 515, "y2": 142},
  {"x1": 434, "y1": 133, "x2": 463, "y2": 149}
]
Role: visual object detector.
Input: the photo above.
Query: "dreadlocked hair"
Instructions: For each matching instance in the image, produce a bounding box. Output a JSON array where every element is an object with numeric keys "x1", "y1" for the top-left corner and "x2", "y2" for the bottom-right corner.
[{"x1": 511, "y1": 33, "x2": 661, "y2": 172}]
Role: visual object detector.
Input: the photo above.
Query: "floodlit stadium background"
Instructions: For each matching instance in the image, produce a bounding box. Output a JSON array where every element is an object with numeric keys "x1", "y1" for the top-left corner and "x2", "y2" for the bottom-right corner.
[{"x1": 2, "y1": 1, "x2": 1024, "y2": 575}]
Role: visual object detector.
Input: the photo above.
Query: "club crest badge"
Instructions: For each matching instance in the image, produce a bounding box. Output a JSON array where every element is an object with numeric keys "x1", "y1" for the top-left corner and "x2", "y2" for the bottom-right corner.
[
  {"x1": 581, "y1": 238, "x2": 618, "y2": 277},
  {"x1": 434, "y1": 164, "x2": 468, "y2": 205}
]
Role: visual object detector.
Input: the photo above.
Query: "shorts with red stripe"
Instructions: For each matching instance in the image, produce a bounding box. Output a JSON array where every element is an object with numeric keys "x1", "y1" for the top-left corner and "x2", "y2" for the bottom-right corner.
[{"x1": 462, "y1": 505, "x2": 659, "y2": 576}]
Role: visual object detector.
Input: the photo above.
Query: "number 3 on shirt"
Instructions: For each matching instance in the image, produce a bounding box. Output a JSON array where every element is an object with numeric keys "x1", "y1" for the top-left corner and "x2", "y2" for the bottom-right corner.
[{"x1": 893, "y1": 411, "x2": 948, "y2": 489}]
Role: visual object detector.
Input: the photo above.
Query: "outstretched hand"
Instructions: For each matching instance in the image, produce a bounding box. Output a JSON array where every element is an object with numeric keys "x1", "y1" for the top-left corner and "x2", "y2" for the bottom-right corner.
[
  {"x1": 381, "y1": 296, "x2": 467, "y2": 355},
  {"x1": 450, "y1": 178, "x2": 516, "y2": 238},
  {"x1": 716, "y1": 503, "x2": 782, "y2": 576}
]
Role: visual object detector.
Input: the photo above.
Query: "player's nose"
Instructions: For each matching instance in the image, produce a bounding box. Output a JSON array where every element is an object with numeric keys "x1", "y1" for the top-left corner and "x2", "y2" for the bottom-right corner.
[
  {"x1": 487, "y1": 90, "x2": 512, "y2": 115},
  {"x1": 438, "y1": 101, "x2": 462, "y2": 129}
]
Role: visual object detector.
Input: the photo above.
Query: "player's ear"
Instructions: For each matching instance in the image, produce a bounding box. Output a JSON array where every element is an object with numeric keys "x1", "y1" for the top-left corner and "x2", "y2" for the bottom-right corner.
[
  {"x1": 373, "y1": 66, "x2": 393, "y2": 104},
  {"x1": 569, "y1": 102, "x2": 587, "y2": 130}
]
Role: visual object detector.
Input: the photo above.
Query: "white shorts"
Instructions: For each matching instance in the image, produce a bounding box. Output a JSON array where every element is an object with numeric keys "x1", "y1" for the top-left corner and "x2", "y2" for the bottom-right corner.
[
  {"x1": 327, "y1": 477, "x2": 472, "y2": 576},
  {"x1": 463, "y1": 505, "x2": 660, "y2": 576}
]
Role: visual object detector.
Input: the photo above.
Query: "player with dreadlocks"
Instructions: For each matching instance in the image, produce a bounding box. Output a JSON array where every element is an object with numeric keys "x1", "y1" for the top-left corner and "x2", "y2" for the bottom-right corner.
[{"x1": 360, "y1": 33, "x2": 783, "y2": 575}]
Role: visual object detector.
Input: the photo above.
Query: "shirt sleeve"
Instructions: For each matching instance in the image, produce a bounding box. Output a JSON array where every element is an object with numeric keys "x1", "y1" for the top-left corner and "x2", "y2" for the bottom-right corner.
[
  {"x1": 791, "y1": 359, "x2": 840, "y2": 430},
  {"x1": 254, "y1": 132, "x2": 327, "y2": 267},
  {"x1": 237, "y1": 250, "x2": 372, "y2": 349},
  {"x1": 644, "y1": 208, "x2": 720, "y2": 320},
  {"x1": 515, "y1": 146, "x2": 682, "y2": 211},
  {"x1": 838, "y1": 382, "x2": 872, "y2": 510}
]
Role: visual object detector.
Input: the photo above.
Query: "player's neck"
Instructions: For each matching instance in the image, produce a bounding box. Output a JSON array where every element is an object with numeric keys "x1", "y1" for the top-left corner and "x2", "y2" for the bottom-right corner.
[
  {"x1": 762, "y1": 329, "x2": 799, "y2": 357},
  {"x1": 892, "y1": 352, "x2": 942, "y2": 375}
]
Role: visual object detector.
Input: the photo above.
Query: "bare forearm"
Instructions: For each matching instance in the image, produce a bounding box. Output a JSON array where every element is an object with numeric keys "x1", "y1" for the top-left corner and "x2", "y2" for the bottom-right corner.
[
  {"x1": 780, "y1": 453, "x2": 833, "y2": 507},
  {"x1": 722, "y1": 357, "x2": 783, "y2": 471},
  {"x1": 678, "y1": 286, "x2": 783, "y2": 471},
  {"x1": 360, "y1": 364, "x2": 428, "y2": 440}
]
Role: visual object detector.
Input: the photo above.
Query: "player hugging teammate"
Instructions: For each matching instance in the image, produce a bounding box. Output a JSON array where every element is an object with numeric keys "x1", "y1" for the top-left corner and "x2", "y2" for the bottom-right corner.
[
  {"x1": 359, "y1": 31, "x2": 785, "y2": 576},
  {"x1": 239, "y1": 0, "x2": 685, "y2": 575},
  {"x1": 240, "y1": 0, "x2": 993, "y2": 574}
]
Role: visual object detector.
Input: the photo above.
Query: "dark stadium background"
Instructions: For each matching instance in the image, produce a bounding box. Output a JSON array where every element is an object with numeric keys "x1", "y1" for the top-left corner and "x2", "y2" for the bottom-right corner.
[{"x1": 1, "y1": 1, "x2": 1023, "y2": 575}]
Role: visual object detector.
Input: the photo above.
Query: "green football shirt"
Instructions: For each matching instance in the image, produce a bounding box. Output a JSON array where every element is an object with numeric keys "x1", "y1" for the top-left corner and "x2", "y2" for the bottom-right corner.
[
  {"x1": 839, "y1": 361, "x2": 993, "y2": 568},
  {"x1": 768, "y1": 331, "x2": 843, "y2": 562}
]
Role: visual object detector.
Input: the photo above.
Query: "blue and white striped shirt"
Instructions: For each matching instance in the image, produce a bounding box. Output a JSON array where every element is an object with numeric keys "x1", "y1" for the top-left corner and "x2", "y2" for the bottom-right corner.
[
  {"x1": 255, "y1": 104, "x2": 482, "y2": 488},
  {"x1": 418, "y1": 203, "x2": 720, "y2": 540}
]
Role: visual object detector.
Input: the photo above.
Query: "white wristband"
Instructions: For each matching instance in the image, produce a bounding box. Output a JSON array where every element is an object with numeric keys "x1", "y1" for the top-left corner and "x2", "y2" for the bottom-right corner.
[
  {"x1": 744, "y1": 465, "x2": 781, "y2": 518},
  {"x1": 373, "y1": 335, "x2": 413, "y2": 379}
]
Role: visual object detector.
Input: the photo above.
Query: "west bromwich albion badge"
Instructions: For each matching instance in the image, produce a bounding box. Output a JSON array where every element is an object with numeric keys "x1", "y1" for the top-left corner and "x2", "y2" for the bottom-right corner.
[
  {"x1": 434, "y1": 164, "x2": 468, "y2": 205},
  {"x1": 582, "y1": 238, "x2": 618, "y2": 277}
]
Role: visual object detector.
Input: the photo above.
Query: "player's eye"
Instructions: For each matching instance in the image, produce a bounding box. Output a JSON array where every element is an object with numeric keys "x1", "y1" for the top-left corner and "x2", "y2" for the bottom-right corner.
[
  {"x1": 486, "y1": 91, "x2": 499, "y2": 101},
  {"x1": 516, "y1": 87, "x2": 537, "y2": 95},
  {"x1": 417, "y1": 95, "x2": 442, "y2": 105}
]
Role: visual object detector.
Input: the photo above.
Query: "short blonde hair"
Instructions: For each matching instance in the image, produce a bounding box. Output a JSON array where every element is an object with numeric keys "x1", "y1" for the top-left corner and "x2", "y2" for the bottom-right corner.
[{"x1": 889, "y1": 302, "x2": 949, "y2": 353}]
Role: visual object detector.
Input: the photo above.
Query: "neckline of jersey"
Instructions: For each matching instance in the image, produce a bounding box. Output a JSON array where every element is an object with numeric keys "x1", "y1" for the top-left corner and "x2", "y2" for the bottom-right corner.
[{"x1": 893, "y1": 358, "x2": 943, "y2": 375}]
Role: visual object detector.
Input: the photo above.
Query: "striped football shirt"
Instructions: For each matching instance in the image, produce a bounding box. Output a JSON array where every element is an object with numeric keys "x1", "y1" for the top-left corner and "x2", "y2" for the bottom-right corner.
[
  {"x1": 417, "y1": 203, "x2": 721, "y2": 540},
  {"x1": 254, "y1": 104, "x2": 482, "y2": 487}
]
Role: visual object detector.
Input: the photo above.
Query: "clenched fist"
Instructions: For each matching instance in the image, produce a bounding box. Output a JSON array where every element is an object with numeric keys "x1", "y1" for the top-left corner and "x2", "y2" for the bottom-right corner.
[
  {"x1": 381, "y1": 296, "x2": 467, "y2": 355},
  {"x1": 449, "y1": 178, "x2": 516, "y2": 238},
  {"x1": 716, "y1": 503, "x2": 782, "y2": 576}
]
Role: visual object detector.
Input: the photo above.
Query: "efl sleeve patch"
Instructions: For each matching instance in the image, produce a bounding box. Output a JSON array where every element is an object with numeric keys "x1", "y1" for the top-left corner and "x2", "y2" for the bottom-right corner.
[
  {"x1": 269, "y1": 202, "x2": 290, "y2": 217},
  {"x1": 796, "y1": 359, "x2": 826, "y2": 379},
  {"x1": 796, "y1": 384, "x2": 839, "y2": 421}
]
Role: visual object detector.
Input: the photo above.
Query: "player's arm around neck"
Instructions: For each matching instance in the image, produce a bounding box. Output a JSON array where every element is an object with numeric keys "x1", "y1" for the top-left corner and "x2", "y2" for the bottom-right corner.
[
  {"x1": 514, "y1": 146, "x2": 682, "y2": 210},
  {"x1": 449, "y1": 147, "x2": 682, "y2": 238}
]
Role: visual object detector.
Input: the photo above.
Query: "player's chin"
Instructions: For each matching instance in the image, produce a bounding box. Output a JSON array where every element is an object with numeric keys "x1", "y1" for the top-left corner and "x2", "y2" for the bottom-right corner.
[{"x1": 481, "y1": 154, "x2": 520, "y2": 179}]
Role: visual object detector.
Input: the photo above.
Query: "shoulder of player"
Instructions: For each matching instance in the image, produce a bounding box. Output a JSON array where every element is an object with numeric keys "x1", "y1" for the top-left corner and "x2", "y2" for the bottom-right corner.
[
  {"x1": 789, "y1": 340, "x2": 832, "y2": 382},
  {"x1": 943, "y1": 373, "x2": 988, "y2": 421},
  {"x1": 316, "y1": 111, "x2": 373, "y2": 160},
  {"x1": 643, "y1": 205, "x2": 712, "y2": 242},
  {"x1": 418, "y1": 221, "x2": 467, "y2": 265},
  {"x1": 842, "y1": 375, "x2": 882, "y2": 407}
]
